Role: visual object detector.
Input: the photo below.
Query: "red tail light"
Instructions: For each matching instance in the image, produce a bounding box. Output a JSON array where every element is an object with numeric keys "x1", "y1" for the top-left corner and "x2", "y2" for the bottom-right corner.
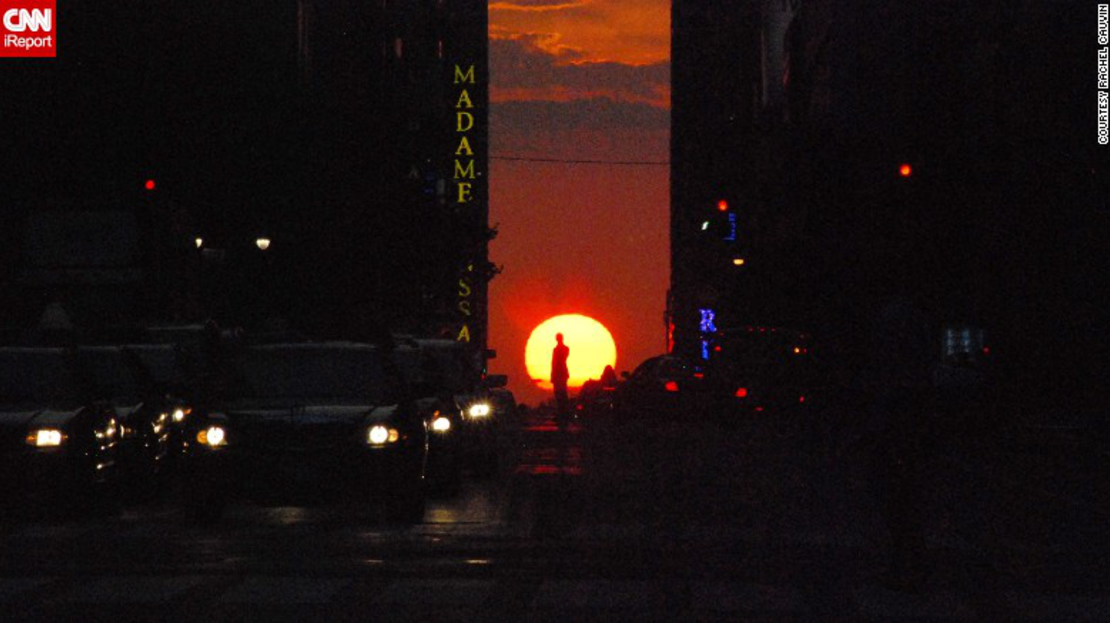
[
  {"x1": 735, "y1": 387, "x2": 748, "y2": 398},
  {"x1": 799, "y1": 395, "x2": 806, "y2": 403},
  {"x1": 665, "y1": 381, "x2": 679, "y2": 392},
  {"x1": 693, "y1": 372, "x2": 704, "y2": 379}
]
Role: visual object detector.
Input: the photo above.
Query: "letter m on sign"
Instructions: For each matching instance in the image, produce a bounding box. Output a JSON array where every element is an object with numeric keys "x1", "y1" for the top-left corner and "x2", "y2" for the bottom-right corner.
[{"x1": 454, "y1": 64, "x2": 475, "y2": 84}]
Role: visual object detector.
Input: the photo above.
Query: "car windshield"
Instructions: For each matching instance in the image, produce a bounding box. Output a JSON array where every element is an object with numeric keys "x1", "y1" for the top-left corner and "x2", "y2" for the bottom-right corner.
[
  {"x1": 0, "y1": 348, "x2": 82, "y2": 404},
  {"x1": 227, "y1": 345, "x2": 392, "y2": 404},
  {"x1": 125, "y1": 345, "x2": 186, "y2": 392},
  {"x1": 403, "y1": 342, "x2": 477, "y2": 394}
]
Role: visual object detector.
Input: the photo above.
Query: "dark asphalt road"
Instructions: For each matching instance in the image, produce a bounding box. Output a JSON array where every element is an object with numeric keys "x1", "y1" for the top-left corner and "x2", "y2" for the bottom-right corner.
[{"x1": 0, "y1": 406, "x2": 1107, "y2": 621}]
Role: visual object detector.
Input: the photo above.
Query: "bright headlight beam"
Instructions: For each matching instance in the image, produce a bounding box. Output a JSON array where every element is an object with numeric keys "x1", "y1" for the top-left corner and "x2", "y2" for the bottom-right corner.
[
  {"x1": 432, "y1": 416, "x2": 451, "y2": 432},
  {"x1": 198, "y1": 426, "x2": 226, "y2": 447},
  {"x1": 172, "y1": 408, "x2": 188, "y2": 423},
  {"x1": 468, "y1": 403, "x2": 491, "y2": 418},
  {"x1": 29, "y1": 429, "x2": 63, "y2": 447},
  {"x1": 368, "y1": 425, "x2": 390, "y2": 445}
]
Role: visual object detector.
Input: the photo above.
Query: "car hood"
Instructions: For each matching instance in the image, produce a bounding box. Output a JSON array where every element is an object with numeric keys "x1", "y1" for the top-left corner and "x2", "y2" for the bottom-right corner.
[
  {"x1": 0, "y1": 406, "x2": 85, "y2": 448},
  {"x1": 218, "y1": 402, "x2": 384, "y2": 426},
  {"x1": 0, "y1": 406, "x2": 85, "y2": 429}
]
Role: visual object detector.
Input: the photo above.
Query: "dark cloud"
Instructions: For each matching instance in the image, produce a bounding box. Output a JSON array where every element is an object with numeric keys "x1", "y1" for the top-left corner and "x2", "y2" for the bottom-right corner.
[
  {"x1": 490, "y1": 34, "x2": 669, "y2": 106},
  {"x1": 489, "y1": 0, "x2": 592, "y2": 10},
  {"x1": 492, "y1": 98, "x2": 668, "y2": 134}
]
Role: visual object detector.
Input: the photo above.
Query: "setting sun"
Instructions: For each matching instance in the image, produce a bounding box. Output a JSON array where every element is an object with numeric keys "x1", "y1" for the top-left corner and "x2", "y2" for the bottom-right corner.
[{"x1": 525, "y1": 314, "x2": 617, "y2": 391}]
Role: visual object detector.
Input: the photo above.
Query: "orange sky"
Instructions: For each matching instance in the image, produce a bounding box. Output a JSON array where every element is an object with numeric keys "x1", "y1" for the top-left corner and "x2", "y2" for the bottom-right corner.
[{"x1": 488, "y1": 0, "x2": 670, "y2": 405}]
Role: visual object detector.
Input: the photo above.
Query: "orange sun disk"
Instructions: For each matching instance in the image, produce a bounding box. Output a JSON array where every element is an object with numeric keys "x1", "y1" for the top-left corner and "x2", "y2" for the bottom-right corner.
[{"x1": 525, "y1": 314, "x2": 617, "y2": 391}]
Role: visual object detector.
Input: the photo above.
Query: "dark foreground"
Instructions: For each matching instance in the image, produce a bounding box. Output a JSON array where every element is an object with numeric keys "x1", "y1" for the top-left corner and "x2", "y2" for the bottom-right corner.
[{"x1": 1, "y1": 406, "x2": 1107, "y2": 621}]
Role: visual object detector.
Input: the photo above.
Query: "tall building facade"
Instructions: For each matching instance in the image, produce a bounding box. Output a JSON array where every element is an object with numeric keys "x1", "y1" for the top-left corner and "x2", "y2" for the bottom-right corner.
[
  {"x1": 669, "y1": 0, "x2": 797, "y2": 359},
  {"x1": 669, "y1": 1, "x2": 1102, "y2": 405}
]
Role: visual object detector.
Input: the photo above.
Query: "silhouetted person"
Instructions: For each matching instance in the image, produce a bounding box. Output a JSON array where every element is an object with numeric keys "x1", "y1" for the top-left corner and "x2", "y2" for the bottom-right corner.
[{"x1": 551, "y1": 333, "x2": 570, "y2": 428}]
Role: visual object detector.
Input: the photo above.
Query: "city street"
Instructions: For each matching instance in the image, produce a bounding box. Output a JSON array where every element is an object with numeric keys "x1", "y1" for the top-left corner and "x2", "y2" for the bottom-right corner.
[{"x1": 1, "y1": 406, "x2": 1106, "y2": 621}]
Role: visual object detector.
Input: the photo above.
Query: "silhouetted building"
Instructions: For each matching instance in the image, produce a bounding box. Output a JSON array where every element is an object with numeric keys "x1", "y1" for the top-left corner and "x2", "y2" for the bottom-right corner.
[
  {"x1": 669, "y1": 0, "x2": 797, "y2": 358},
  {"x1": 0, "y1": 1, "x2": 492, "y2": 360},
  {"x1": 669, "y1": 1, "x2": 1102, "y2": 407}
]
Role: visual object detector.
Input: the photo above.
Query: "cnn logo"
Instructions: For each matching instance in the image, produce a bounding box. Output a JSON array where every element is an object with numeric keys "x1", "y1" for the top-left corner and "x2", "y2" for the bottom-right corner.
[
  {"x1": 4, "y1": 8, "x2": 52, "y2": 32},
  {"x1": 1, "y1": 1, "x2": 56, "y2": 58}
]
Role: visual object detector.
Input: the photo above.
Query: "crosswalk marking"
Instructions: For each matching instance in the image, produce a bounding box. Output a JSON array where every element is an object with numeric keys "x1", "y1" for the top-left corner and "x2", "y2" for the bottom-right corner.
[
  {"x1": 531, "y1": 580, "x2": 671, "y2": 611},
  {"x1": 374, "y1": 580, "x2": 496, "y2": 606},
  {"x1": 0, "y1": 573, "x2": 1105, "y2": 617},
  {"x1": 0, "y1": 577, "x2": 53, "y2": 603},
  {"x1": 855, "y1": 584, "x2": 974, "y2": 619},
  {"x1": 1004, "y1": 591, "x2": 1110, "y2": 621},
  {"x1": 692, "y1": 582, "x2": 809, "y2": 614},
  {"x1": 59, "y1": 575, "x2": 206, "y2": 604},
  {"x1": 219, "y1": 577, "x2": 353, "y2": 604}
]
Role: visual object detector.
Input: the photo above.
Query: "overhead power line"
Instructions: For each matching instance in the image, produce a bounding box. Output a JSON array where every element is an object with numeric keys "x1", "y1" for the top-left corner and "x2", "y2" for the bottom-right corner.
[{"x1": 490, "y1": 155, "x2": 669, "y2": 166}]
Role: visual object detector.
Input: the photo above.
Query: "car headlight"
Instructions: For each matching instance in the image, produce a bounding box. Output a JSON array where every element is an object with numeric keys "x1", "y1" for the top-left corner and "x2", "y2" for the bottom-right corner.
[
  {"x1": 96, "y1": 419, "x2": 119, "y2": 440},
  {"x1": 26, "y1": 428, "x2": 65, "y2": 448},
  {"x1": 197, "y1": 426, "x2": 226, "y2": 447},
  {"x1": 172, "y1": 407, "x2": 190, "y2": 423},
  {"x1": 367, "y1": 425, "x2": 400, "y2": 446},
  {"x1": 468, "y1": 403, "x2": 491, "y2": 418},
  {"x1": 432, "y1": 416, "x2": 451, "y2": 432}
]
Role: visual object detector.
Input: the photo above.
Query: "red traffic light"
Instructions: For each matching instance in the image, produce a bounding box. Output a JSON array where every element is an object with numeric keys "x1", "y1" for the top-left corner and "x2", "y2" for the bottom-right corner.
[
  {"x1": 898, "y1": 164, "x2": 912, "y2": 178},
  {"x1": 716, "y1": 199, "x2": 729, "y2": 212},
  {"x1": 144, "y1": 179, "x2": 156, "y2": 191}
]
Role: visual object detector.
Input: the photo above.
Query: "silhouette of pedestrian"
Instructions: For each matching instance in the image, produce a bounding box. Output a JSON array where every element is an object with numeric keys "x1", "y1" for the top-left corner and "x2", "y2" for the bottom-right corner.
[{"x1": 551, "y1": 333, "x2": 570, "y2": 429}]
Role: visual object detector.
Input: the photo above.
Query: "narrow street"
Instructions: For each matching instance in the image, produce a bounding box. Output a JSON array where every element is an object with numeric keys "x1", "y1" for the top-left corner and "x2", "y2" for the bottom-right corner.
[{"x1": 1, "y1": 406, "x2": 1105, "y2": 620}]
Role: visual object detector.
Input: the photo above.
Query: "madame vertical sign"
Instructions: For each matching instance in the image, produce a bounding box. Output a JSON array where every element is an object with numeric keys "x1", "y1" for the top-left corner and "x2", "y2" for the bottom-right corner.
[{"x1": 453, "y1": 62, "x2": 477, "y2": 344}]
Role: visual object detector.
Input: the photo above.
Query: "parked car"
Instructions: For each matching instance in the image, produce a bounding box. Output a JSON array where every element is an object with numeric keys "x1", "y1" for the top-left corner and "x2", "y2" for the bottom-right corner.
[
  {"x1": 0, "y1": 347, "x2": 122, "y2": 518},
  {"x1": 612, "y1": 354, "x2": 737, "y2": 421},
  {"x1": 179, "y1": 342, "x2": 431, "y2": 524},
  {"x1": 576, "y1": 379, "x2": 618, "y2": 418},
  {"x1": 399, "y1": 340, "x2": 509, "y2": 477}
]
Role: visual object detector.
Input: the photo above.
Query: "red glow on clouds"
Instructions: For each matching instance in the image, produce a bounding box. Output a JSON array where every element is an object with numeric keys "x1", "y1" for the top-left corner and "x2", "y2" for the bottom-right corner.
[{"x1": 488, "y1": 0, "x2": 670, "y2": 406}]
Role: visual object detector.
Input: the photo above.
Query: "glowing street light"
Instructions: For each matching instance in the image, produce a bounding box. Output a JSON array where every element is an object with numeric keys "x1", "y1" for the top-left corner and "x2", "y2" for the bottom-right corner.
[{"x1": 255, "y1": 237, "x2": 271, "y2": 251}]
